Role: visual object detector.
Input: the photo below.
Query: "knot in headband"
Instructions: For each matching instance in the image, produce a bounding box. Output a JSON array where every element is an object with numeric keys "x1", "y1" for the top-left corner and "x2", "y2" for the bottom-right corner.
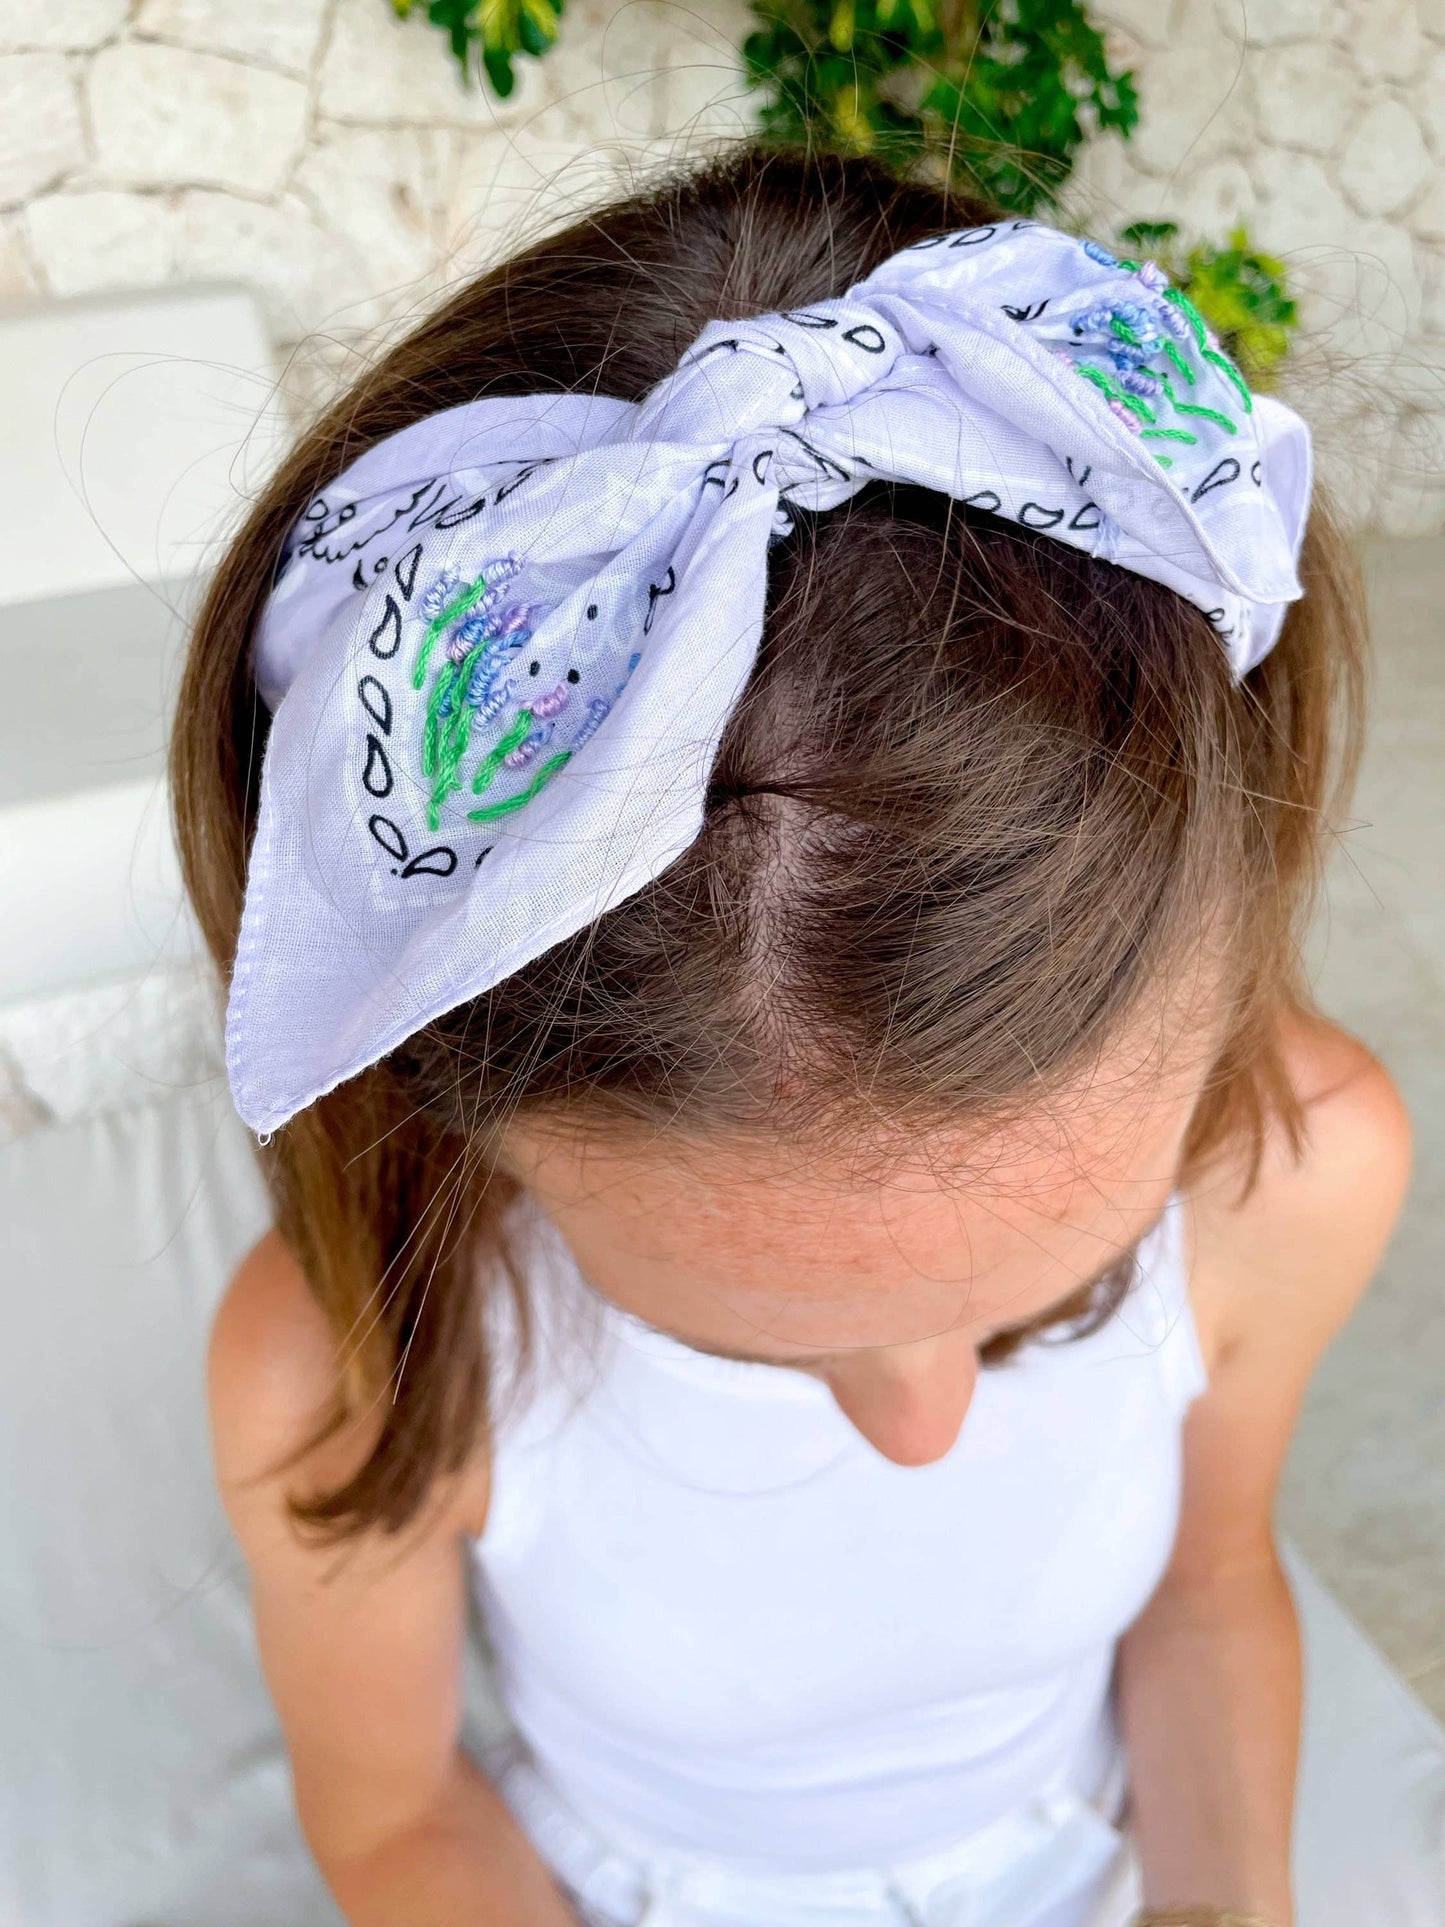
[{"x1": 230, "y1": 219, "x2": 1313, "y2": 1133}]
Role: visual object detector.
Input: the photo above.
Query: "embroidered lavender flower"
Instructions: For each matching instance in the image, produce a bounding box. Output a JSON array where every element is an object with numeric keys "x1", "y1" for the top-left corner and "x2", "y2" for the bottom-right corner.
[
  {"x1": 418, "y1": 567, "x2": 464, "y2": 622},
  {"x1": 570, "y1": 696, "x2": 611, "y2": 749},
  {"x1": 504, "y1": 716, "x2": 557, "y2": 768},
  {"x1": 1118, "y1": 368, "x2": 1162, "y2": 398},
  {"x1": 528, "y1": 680, "x2": 571, "y2": 721}
]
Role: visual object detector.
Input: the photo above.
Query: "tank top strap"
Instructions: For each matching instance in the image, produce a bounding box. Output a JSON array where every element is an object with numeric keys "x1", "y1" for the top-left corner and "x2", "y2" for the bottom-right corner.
[{"x1": 1116, "y1": 1193, "x2": 1207, "y2": 1415}]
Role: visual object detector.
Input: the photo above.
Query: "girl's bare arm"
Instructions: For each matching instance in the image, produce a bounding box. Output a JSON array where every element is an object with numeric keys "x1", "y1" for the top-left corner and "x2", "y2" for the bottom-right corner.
[
  {"x1": 209, "y1": 1234, "x2": 575, "y2": 1927},
  {"x1": 1118, "y1": 1013, "x2": 1411, "y2": 1924}
]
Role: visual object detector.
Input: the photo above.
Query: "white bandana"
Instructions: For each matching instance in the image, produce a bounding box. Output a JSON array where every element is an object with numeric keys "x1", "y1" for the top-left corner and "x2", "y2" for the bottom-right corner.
[{"x1": 227, "y1": 219, "x2": 1312, "y2": 1134}]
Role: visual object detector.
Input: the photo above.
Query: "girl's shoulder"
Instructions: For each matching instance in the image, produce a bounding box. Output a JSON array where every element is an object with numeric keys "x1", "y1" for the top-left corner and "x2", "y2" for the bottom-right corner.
[
  {"x1": 1182, "y1": 1009, "x2": 1411, "y2": 1383},
  {"x1": 210, "y1": 1231, "x2": 494, "y2": 1544}
]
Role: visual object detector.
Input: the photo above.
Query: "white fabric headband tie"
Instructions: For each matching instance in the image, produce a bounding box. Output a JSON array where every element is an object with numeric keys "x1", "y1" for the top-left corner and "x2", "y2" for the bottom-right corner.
[{"x1": 229, "y1": 218, "x2": 1313, "y2": 1133}]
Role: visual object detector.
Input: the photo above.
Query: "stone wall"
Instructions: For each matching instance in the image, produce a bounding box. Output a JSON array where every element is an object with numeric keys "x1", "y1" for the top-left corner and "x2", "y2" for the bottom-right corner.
[{"x1": 1, "y1": 0, "x2": 1441, "y2": 533}]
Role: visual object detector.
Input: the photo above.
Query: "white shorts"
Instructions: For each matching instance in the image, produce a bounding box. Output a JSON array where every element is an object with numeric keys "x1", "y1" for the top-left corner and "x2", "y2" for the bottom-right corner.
[{"x1": 486, "y1": 1737, "x2": 1144, "y2": 1927}]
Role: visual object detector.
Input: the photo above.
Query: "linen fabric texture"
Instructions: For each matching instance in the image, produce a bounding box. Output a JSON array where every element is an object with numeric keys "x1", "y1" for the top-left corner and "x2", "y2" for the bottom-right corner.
[{"x1": 228, "y1": 219, "x2": 1314, "y2": 1133}]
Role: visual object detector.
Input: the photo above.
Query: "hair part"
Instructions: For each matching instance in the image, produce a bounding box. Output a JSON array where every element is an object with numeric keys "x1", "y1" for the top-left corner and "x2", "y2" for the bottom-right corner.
[{"x1": 171, "y1": 143, "x2": 1366, "y2": 1542}]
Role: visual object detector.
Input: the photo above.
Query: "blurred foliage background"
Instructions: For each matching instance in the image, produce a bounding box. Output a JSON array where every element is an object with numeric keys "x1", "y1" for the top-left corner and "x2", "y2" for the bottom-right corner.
[{"x1": 392, "y1": 0, "x2": 1299, "y2": 379}]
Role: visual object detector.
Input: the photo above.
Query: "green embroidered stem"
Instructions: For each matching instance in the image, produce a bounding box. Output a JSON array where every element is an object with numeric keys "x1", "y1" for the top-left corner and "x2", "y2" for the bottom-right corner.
[
  {"x1": 1110, "y1": 315, "x2": 1145, "y2": 347},
  {"x1": 1151, "y1": 453, "x2": 1174, "y2": 468},
  {"x1": 1157, "y1": 370, "x2": 1237, "y2": 434},
  {"x1": 1162, "y1": 339, "x2": 1193, "y2": 383},
  {"x1": 1173, "y1": 399, "x2": 1238, "y2": 432},
  {"x1": 1141, "y1": 427, "x2": 1198, "y2": 444},
  {"x1": 1163, "y1": 285, "x2": 1208, "y2": 350},
  {"x1": 1075, "y1": 361, "x2": 1154, "y2": 422},
  {"x1": 412, "y1": 574, "x2": 494, "y2": 691},
  {"x1": 1115, "y1": 256, "x2": 1141, "y2": 271},
  {"x1": 470, "y1": 709, "x2": 534, "y2": 799},
  {"x1": 1202, "y1": 346, "x2": 1253, "y2": 413},
  {"x1": 422, "y1": 644, "x2": 493, "y2": 829},
  {"x1": 468, "y1": 751, "x2": 572, "y2": 823}
]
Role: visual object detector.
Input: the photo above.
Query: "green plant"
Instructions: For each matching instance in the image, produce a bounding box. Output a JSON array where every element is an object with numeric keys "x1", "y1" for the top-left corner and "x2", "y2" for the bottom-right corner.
[
  {"x1": 391, "y1": 0, "x2": 1299, "y2": 375},
  {"x1": 743, "y1": 0, "x2": 1138, "y2": 216},
  {"x1": 390, "y1": 0, "x2": 564, "y2": 96},
  {"x1": 1120, "y1": 221, "x2": 1299, "y2": 382}
]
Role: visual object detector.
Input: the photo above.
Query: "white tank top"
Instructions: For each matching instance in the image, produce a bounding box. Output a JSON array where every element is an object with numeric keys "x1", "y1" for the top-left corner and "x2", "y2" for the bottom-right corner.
[{"x1": 472, "y1": 1192, "x2": 1206, "y2": 1876}]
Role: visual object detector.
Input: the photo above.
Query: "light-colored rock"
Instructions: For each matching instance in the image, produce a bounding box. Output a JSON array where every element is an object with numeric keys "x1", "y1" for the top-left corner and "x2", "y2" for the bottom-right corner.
[
  {"x1": 25, "y1": 189, "x2": 176, "y2": 295},
  {"x1": 1170, "y1": 158, "x2": 1258, "y2": 238},
  {"x1": 1338, "y1": 97, "x2": 1433, "y2": 219},
  {"x1": 1122, "y1": 41, "x2": 1257, "y2": 176},
  {"x1": 1063, "y1": 131, "x2": 1172, "y2": 238},
  {"x1": 292, "y1": 127, "x2": 446, "y2": 307},
  {"x1": 319, "y1": 0, "x2": 509, "y2": 126},
  {"x1": 536, "y1": 0, "x2": 664, "y2": 141},
  {"x1": 0, "y1": 0, "x2": 126, "y2": 51},
  {"x1": 1373, "y1": 407, "x2": 1445, "y2": 537},
  {"x1": 1253, "y1": 150, "x2": 1362, "y2": 250},
  {"x1": 134, "y1": 0, "x2": 329, "y2": 77},
  {"x1": 176, "y1": 191, "x2": 369, "y2": 338},
  {"x1": 1415, "y1": 48, "x2": 1445, "y2": 155},
  {"x1": 1307, "y1": 392, "x2": 1402, "y2": 531},
  {"x1": 0, "y1": 53, "x2": 85, "y2": 206},
  {"x1": 1354, "y1": 0, "x2": 1428, "y2": 81},
  {"x1": 1419, "y1": 241, "x2": 1445, "y2": 333},
  {"x1": 1221, "y1": 0, "x2": 1341, "y2": 42},
  {"x1": 442, "y1": 120, "x2": 629, "y2": 277},
  {"x1": 1412, "y1": 172, "x2": 1445, "y2": 242},
  {"x1": 652, "y1": 0, "x2": 754, "y2": 146},
  {"x1": 1090, "y1": 0, "x2": 1173, "y2": 50},
  {"x1": 1308, "y1": 219, "x2": 1422, "y2": 363},
  {"x1": 0, "y1": 209, "x2": 39, "y2": 298},
  {"x1": 1254, "y1": 148, "x2": 1422, "y2": 357},
  {"x1": 1250, "y1": 38, "x2": 1360, "y2": 156},
  {"x1": 88, "y1": 42, "x2": 308, "y2": 195}
]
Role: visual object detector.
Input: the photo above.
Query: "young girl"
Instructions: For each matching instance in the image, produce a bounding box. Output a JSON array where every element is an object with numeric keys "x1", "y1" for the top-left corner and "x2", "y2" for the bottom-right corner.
[{"x1": 178, "y1": 147, "x2": 1410, "y2": 1927}]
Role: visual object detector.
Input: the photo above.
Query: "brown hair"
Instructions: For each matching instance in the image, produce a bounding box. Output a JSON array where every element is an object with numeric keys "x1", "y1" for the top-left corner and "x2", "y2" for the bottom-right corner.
[{"x1": 172, "y1": 144, "x2": 1366, "y2": 1540}]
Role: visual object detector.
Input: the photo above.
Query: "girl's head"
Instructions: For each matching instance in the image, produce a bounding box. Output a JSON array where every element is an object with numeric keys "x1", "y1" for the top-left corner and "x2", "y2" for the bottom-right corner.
[{"x1": 174, "y1": 145, "x2": 1364, "y2": 1519}]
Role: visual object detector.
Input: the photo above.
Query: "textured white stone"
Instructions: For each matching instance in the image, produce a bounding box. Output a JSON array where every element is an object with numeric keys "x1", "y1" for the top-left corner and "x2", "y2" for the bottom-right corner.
[
  {"x1": 1374, "y1": 407, "x2": 1445, "y2": 538},
  {"x1": 134, "y1": 0, "x2": 329, "y2": 77},
  {"x1": 1223, "y1": 0, "x2": 1341, "y2": 42},
  {"x1": 1412, "y1": 172, "x2": 1445, "y2": 242},
  {"x1": 1171, "y1": 158, "x2": 1258, "y2": 237},
  {"x1": 1251, "y1": 147, "x2": 1422, "y2": 357},
  {"x1": 1063, "y1": 130, "x2": 1172, "y2": 237},
  {"x1": 653, "y1": 0, "x2": 753, "y2": 145},
  {"x1": 0, "y1": 0, "x2": 126, "y2": 51},
  {"x1": 537, "y1": 0, "x2": 663, "y2": 140},
  {"x1": 320, "y1": 0, "x2": 507, "y2": 126},
  {"x1": 292, "y1": 127, "x2": 445, "y2": 304},
  {"x1": 0, "y1": 210, "x2": 38, "y2": 298},
  {"x1": 88, "y1": 42, "x2": 308, "y2": 195},
  {"x1": 1415, "y1": 48, "x2": 1445, "y2": 154},
  {"x1": 1420, "y1": 243, "x2": 1445, "y2": 333},
  {"x1": 1122, "y1": 42, "x2": 1257, "y2": 175},
  {"x1": 1091, "y1": 0, "x2": 1173, "y2": 50},
  {"x1": 25, "y1": 189, "x2": 176, "y2": 294},
  {"x1": 1310, "y1": 220, "x2": 1422, "y2": 360},
  {"x1": 442, "y1": 120, "x2": 628, "y2": 274},
  {"x1": 1339, "y1": 97, "x2": 1434, "y2": 219},
  {"x1": 175, "y1": 191, "x2": 368, "y2": 337},
  {"x1": 0, "y1": 54, "x2": 85, "y2": 206},
  {"x1": 1354, "y1": 0, "x2": 1428, "y2": 81},
  {"x1": 1251, "y1": 39, "x2": 1360, "y2": 156}
]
